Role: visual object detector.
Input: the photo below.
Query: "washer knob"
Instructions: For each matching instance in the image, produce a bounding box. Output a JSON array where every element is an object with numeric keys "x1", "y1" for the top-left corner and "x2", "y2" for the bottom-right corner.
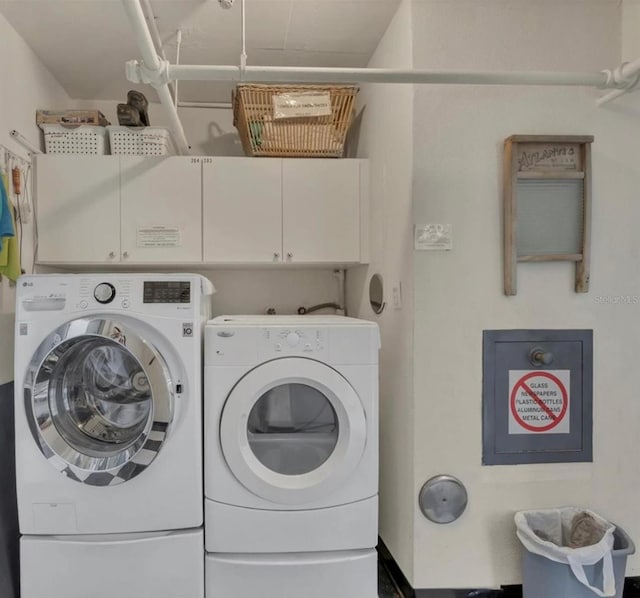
[
  {"x1": 94, "y1": 283, "x2": 116, "y2": 304},
  {"x1": 286, "y1": 332, "x2": 300, "y2": 346}
]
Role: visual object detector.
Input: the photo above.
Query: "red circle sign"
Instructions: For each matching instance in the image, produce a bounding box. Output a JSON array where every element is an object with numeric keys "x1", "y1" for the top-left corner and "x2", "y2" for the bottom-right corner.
[{"x1": 510, "y1": 371, "x2": 568, "y2": 432}]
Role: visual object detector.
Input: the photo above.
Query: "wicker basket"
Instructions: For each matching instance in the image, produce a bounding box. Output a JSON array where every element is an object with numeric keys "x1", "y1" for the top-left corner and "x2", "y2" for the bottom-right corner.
[
  {"x1": 41, "y1": 124, "x2": 108, "y2": 155},
  {"x1": 233, "y1": 84, "x2": 358, "y2": 158}
]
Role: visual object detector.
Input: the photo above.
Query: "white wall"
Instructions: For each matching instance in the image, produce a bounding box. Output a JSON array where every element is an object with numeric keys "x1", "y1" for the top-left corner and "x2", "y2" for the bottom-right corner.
[
  {"x1": 622, "y1": 0, "x2": 640, "y2": 61},
  {"x1": 196, "y1": 268, "x2": 343, "y2": 317},
  {"x1": 348, "y1": 0, "x2": 415, "y2": 581},
  {"x1": 0, "y1": 13, "x2": 77, "y2": 313},
  {"x1": 411, "y1": 0, "x2": 633, "y2": 589}
]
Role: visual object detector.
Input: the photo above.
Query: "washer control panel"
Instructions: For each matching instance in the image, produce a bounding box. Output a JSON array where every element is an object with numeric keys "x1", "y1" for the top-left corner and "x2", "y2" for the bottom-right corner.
[
  {"x1": 17, "y1": 275, "x2": 201, "y2": 318},
  {"x1": 260, "y1": 328, "x2": 326, "y2": 357}
]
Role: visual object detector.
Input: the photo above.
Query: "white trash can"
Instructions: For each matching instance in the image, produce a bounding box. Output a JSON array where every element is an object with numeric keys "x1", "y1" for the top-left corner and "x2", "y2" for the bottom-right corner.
[{"x1": 515, "y1": 508, "x2": 635, "y2": 598}]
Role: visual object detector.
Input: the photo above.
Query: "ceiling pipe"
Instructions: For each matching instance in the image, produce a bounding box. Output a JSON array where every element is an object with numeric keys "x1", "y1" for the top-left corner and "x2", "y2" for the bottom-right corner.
[
  {"x1": 174, "y1": 29, "x2": 182, "y2": 106},
  {"x1": 121, "y1": 0, "x2": 190, "y2": 155},
  {"x1": 123, "y1": 3, "x2": 640, "y2": 110},
  {"x1": 240, "y1": 0, "x2": 247, "y2": 72},
  {"x1": 140, "y1": 0, "x2": 176, "y2": 102},
  {"x1": 178, "y1": 102, "x2": 233, "y2": 109},
  {"x1": 166, "y1": 64, "x2": 608, "y2": 87}
]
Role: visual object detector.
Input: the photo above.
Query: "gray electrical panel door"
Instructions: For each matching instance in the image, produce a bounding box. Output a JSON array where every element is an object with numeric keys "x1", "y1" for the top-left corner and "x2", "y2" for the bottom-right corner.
[{"x1": 483, "y1": 329, "x2": 593, "y2": 465}]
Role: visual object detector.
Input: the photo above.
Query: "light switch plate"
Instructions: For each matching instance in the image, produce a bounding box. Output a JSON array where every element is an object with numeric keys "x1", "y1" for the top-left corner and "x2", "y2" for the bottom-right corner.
[{"x1": 415, "y1": 224, "x2": 453, "y2": 251}]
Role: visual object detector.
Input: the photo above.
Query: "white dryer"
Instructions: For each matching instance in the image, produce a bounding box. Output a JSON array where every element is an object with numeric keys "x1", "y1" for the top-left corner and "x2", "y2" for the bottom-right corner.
[
  {"x1": 15, "y1": 274, "x2": 212, "y2": 534},
  {"x1": 204, "y1": 315, "x2": 379, "y2": 553}
]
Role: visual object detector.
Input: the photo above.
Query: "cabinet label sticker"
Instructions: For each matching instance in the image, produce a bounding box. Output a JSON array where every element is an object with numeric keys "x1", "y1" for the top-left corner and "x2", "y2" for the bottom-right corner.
[{"x1": 137, "y1": 226, "x2": 182, "y2": 248}]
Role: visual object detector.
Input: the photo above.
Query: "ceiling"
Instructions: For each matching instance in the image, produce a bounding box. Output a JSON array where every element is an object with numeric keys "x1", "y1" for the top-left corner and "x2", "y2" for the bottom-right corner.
[{"x1": 0, "y1": 0, "x2": 401, "y2": 103}]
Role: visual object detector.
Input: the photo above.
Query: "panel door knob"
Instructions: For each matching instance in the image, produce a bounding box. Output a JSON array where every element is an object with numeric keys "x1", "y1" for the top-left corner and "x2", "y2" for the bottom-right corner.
[
  {"x1": 123, "y1": 251, "x2": 130, "y2": 259},
  {"x1": 529, "y1": 347, "x2": 554, "y2": 366},
  {"x1": 108, "y1": 251, "x2": 116, "y2": 259}
]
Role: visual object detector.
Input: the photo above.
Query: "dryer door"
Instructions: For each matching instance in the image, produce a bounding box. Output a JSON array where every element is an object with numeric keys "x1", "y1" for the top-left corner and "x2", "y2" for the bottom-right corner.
[
  {"x1": 220, "y1": 358, "x2": 367, "y2": 505},
  {"x1": 24, "y1": 318, "x2": 173, "y2": 486}
]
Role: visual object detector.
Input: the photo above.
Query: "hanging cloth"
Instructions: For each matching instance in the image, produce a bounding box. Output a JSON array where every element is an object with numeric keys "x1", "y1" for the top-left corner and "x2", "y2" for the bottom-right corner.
[
  {"x1": 0, "y1": 169, "x2": 14, "y2": 263},
  {"x1": 0, "y1": 175, "x2": 20, "y2": 281}
]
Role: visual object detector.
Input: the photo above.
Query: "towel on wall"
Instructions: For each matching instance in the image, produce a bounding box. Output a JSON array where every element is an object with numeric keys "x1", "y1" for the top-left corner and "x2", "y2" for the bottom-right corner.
[
  {"x1": 0, "y1": 174, "x2": 20, "y2": 281},
  {"x1": 0, "y1": 171, "x2": 15, "y2": 263}
]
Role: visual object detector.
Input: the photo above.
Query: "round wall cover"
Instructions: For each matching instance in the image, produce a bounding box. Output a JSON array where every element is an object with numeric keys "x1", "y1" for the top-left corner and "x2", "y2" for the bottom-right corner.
[{"x1": 419, "y1": 475, "x2": 468, "y2": 524}]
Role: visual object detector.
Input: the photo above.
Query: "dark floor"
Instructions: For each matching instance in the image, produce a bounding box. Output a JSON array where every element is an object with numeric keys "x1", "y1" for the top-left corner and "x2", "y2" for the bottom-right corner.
[{"x1": 378, "y1": 559, "x2": 403, "y2": 597}]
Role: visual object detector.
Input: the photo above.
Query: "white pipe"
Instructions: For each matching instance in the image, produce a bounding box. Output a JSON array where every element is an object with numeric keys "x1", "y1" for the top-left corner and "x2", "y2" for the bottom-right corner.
[
  {"x1": 140, "y1": 0, "x2": 176, "y2": 101},
  {"x1": 9, "y1": 130, "x2": 41, "y2": 155},
  {"x1": 121, "y1": 0, "x2": 190, "y2": 155},
  {"x1": 123, "y1": 0, "x2": 160, "y2": 71},
  {"x1": 174, "y1": 29, "x2": 182, "y2": 106},
  {"x1": 156, "y1": 85, "x2": 191, "y2": 154},
  {"x1": 141, "y1": 0, "x2": 166, "y2": 61},
  {"x1": 596, "y1": 87, "x2": 630, "y2": 106},
  {"x1": 178, "y1": 102, "x2": 233, "y2": 109},
  {"x1": 240, "y1": 0, "x2": 247, "y2": 71},
  {"x1": 167, "y1": 64, "x2": 607, "y2": 87}
]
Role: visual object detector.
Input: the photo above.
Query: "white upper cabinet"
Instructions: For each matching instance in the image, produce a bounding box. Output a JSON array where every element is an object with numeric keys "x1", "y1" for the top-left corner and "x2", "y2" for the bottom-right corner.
[
  {"x1": 120, "y1": 157, "x2": 202, "y2": 263},
  {"x1": 282, "y1": 159, "x2": 362, "y2": 264},
  {"x1": 35, "y1": 155, "x2": 369, "y2": 267},
  {"x1": 203, "y1": 158, "x2": 367, "y2": 265},
  {"x1": 203, "y1": 158, "x2": 282, "y2": 264},
  {"x1": 36, "y1": 156, "x2": 121, "y2": 264}
]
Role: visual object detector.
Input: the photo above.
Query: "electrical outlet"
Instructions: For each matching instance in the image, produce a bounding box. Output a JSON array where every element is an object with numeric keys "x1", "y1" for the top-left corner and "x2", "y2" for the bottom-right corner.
[{"x1": 392, "y1": 282, "x2": 402, "y2": 310}]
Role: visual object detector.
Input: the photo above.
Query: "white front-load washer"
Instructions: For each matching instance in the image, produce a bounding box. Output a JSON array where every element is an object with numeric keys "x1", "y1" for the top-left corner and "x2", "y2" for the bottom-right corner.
[
  {"x1": 15, "y1": 274, "x2": 213, "y2": 534},
  {"x1": 15, "y1": 274, "x2": 213, "y2": 598}
]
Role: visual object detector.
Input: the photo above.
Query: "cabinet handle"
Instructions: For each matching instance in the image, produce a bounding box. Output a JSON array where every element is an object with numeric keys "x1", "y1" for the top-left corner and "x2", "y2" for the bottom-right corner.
[
  {"x1": 273, "y1": 252, "x2": 280, "y2": 261},
  {"x1": 108, "y1": 251, "x2": 116, "y2": 259},
  {"x1": 286, "y1": 252, "x2": 293, "y2": 261},
  {"x1": 123, "y1": 251, "x2": 130, "y2": 259}
]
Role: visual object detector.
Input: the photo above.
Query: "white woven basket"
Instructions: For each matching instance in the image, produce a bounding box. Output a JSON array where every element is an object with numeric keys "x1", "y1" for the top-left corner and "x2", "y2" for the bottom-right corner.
[
  {"x1": 107, "y1": 126, "x2": 175, "y2": 156},
  {"x1": 42, "y1": 124, "x2": 108, "y2": 155}
]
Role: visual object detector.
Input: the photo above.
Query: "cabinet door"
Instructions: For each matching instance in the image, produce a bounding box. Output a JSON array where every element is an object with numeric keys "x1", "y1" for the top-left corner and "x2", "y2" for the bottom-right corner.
[
  {"x1": 282, "y1": 159, "x2": 361, "y2": 264},
  {"x1": 36, "y1": 156, "x2": 120, "y2": 264},
  {"x1": 120, "y1": 157, "x2": 202, "y2": 263},
  {"x1": 203, "y1": 158, "x2": 282, "y2": 264}
]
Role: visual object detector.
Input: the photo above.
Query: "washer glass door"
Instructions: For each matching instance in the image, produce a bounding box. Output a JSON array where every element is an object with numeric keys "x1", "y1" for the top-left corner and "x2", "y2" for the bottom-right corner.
[
  {"x1": 25, "y1": 318, "x2": 173, "y2": 486},
  {"x1": 220, "y1": 357, "x2": 367, "y2": 505}
]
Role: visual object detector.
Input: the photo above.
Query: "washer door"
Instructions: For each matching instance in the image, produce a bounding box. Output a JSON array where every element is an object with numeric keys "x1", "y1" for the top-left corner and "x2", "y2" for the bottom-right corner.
[
  {"x1": 220, "y1": 358, "x2": 367, "y2": 505},
  {"x1": 24, "y1": 318, "x2": 173, "y2": 486}
]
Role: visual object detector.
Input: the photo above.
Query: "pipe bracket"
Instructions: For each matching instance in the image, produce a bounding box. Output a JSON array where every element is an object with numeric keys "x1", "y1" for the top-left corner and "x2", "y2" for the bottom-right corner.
[
  {"x1": 610, "y1": 62, "x2": 640, "y2": 90},
  {"x1": 125, "y1": 57, "x2": 171, "y2": 88}
]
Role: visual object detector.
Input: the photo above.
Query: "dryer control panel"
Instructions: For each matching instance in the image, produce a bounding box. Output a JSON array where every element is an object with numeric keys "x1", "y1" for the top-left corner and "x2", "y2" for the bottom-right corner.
[{"x1": 260, "y1": 328, "x2": 327, "y2": 358}]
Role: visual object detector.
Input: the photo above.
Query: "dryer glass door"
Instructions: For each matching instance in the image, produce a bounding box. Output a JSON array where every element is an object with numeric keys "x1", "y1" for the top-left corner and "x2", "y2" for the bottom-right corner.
[
  {"x1": 248, "y1": 383, "x2": 339, "y2": 475},
  {"x1": 220, "y1": 358, "x2": 367, "y2": 505},
  {"x1": 24, "y1": 318, "x2": 173, "y2": 486}
]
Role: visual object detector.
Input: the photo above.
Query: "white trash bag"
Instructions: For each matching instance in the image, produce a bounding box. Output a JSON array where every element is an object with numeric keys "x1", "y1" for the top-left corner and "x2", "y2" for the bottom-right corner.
[{"x1": 515, "y1": 507, "x2": 616, "y2": 597}]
